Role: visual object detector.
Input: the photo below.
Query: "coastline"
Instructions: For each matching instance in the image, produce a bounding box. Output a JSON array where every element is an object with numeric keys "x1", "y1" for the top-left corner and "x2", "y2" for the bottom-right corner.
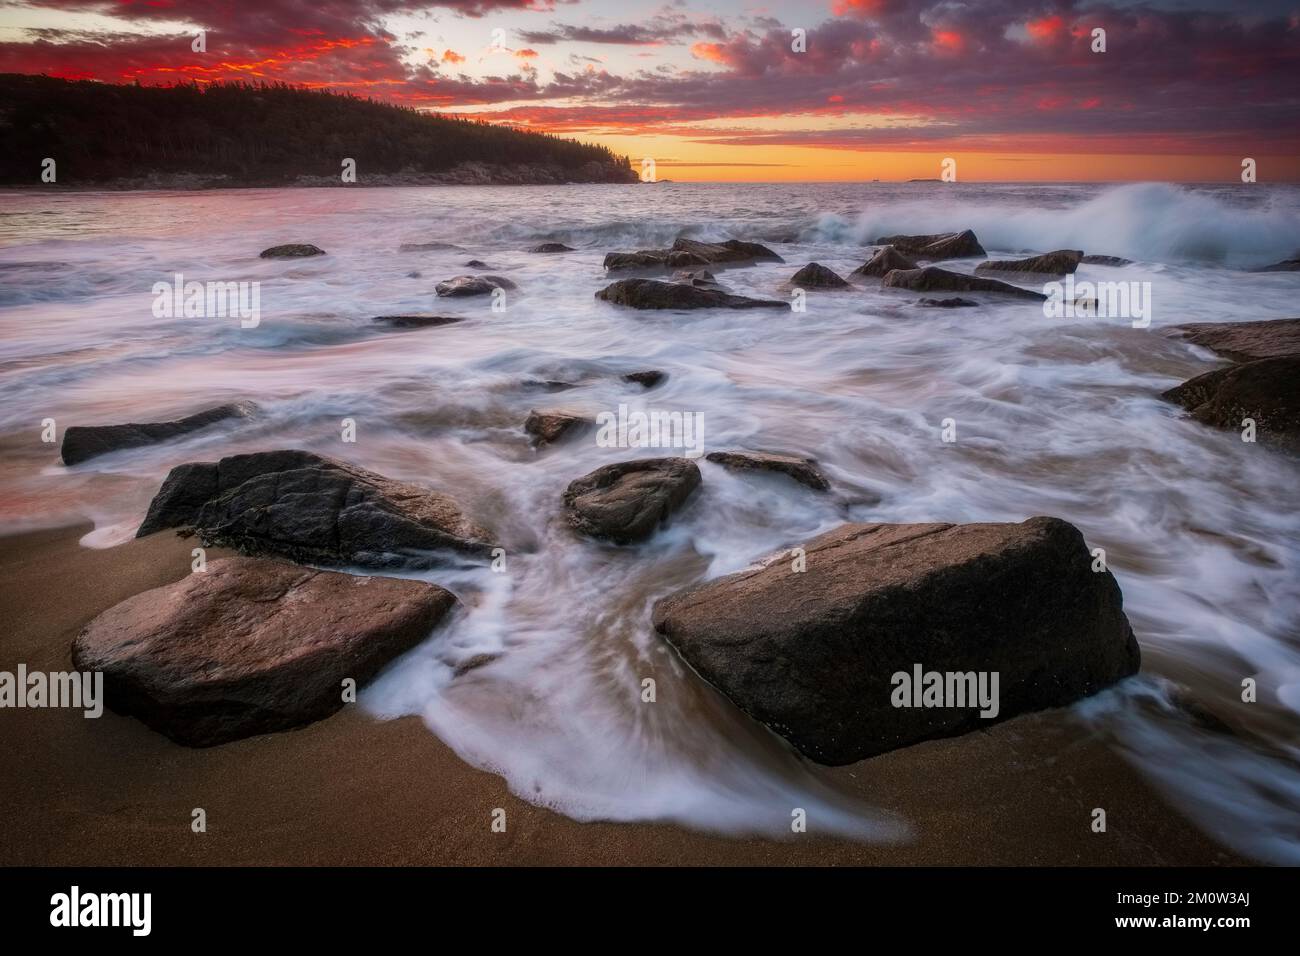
[{"x1": 0, "y1": 524, "x2": 1249, "y2": 866}]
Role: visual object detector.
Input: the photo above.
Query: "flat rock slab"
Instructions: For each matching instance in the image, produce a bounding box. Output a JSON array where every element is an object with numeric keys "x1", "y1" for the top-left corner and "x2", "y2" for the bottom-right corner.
[
  {"x1": 563, "y1": 457, "x2": 701, "y2": 543},
  {"x1": 975, "y1": 249, "x2": 1082, "y2": 276},
  {"x1": 260, "y1": 244, "x2": 325, "y2": 258},
  {"x1": 1166, "y1": 318, "x2": 1300, "y2": 362},
  {"x1": 653, "y1": 517, "x2": 1139, "y2": 765},
  {"x1": 873, "y1": 230, "x2": 985, "y2": 261},
  {"x1": 597, "y1": 278, "x2": 786, "y2": 310},
  {"x1": 72, "y1": 558, "x2": 455, "y2": 746},
  {"x1": 884, "y1": 266, "x2": 1047, "y2": 300},
  {"x1": 137, "y1": 449, "x2": 493, "y2": 568},
  {"x1": 61, "y1": 402, "x2": 256, "y2": 466},
  {"x1": 705, "y1": 451, "x2": 829, "y2": 491},
  {"x1": 1080, "y1": 254, "x2": 1132, "y2": 266},
  {"x1": 1162, "y1": 356, "x2": 1300, "y2": 446},
  {"x1": 372, "y1": 314, "x2": 465, "y2": 329},
  {"x1": 604, "y1": 238, "x2": 783, "y2": 272}
]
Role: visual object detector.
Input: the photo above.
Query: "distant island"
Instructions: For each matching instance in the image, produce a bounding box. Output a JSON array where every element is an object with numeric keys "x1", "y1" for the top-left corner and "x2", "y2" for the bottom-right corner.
[{"x1": 0, "y1": 74, "x2": 638, "y2": 188}]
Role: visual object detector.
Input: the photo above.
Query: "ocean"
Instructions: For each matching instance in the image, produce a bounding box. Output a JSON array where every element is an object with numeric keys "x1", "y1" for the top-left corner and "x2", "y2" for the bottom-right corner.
[{"x1": 1, "y1": 180, "x2": 1298, "y2": 860}]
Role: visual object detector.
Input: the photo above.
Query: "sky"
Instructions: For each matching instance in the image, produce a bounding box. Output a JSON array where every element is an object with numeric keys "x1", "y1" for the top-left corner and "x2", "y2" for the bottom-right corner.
[{"x1": 1, "y1": 0, "x2": 1298, "y2": 181}]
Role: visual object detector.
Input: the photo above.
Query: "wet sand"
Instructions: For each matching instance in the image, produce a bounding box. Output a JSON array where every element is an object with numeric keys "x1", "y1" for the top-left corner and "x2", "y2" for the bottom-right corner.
[{"x1": 0, "y1": 524, "x2": 1247, "y2": 866}]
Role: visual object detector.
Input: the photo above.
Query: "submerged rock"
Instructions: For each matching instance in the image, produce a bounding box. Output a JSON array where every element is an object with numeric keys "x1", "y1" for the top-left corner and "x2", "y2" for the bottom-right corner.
[
  {"x1": 563, "y1": 457, "x2": 701, "y2": 543},
  {"x1": 850, "y1": 245, "x2": 917, "y2": 279},
  {"x1": 652, "y1": 517, "x2": 1140, "y2": 765},
  {"x1": 372, "y1": 314, "x2": 464, "y2": 329},
  {"x1": 259, "y1": 243, "x2": 325, "y2": 259},
  {"x1": 1080, "y1": 254, "x2": 1133, "y2": 266},
  {"x1": 530, "y1": 242, "x2": 575, "y2": 253},
  {"x1": 604, "y1": 238, "x2": 783, "y2": 272},
  {"x1": 975, "y1": 249, "x2": 1082, "y2": 276},
  {"x1": 883, "y1": 266, "x2": 1047, "y2": 300},
  {"x1": 137, "y1": 449, "x2": 493, "y2": 567},
  {"x1": 524, "y1": 411, "x2": 591, "y2": 446},
  {"x1": 918, "y1": 297, "x2": 979, "y2": 308},
  {"x1": 705, "y1": 451, "x2": 829, "y2": 491},
  {"x1": 873, "y1": 230, "x2": 985, "y2": 261},
  {"x1": 623, "y1": 370, "x2": 667, "y2": 389},
  {"x1": 72, "y1": 557, "x2": 456, "y2": 747},
  {"x1": 1161, "y1": 356, "x2": 1300, "y2": 446},
  {"x1": 61, "y1": 402, "x2": 257, "y2": 466},
  {"x1": 399, "y1": 242, "x2": 464, "y2": 253},
  {"x1": 435, "y1": 274, "x2": 517, "y2": 297},
  {"x1": 596, "y1": 278, "x2": 786, "y2": 310},
  {"x1": 787, "y1": 262, "x2": 850, "y2": 289},
  {"x1": 1166, "y1": 318, "x2": 1300, "y2": 363},
  {"x1": 465, "y1": 259, "x2": 489, "y2": 268}
]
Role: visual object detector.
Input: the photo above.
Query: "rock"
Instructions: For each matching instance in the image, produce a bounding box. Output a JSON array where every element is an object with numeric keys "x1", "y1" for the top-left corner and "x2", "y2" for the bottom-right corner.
[
  {"x1": 371, "y1": 314, "x2": 464, "y2": 329},
  {"x1": 61, "y1": 402, "x2": 257, "y2": 466},
  {"x1": 623, "y1": 370, "x2": 667, "y2": 389},
  {"x1": 1081, "y1": 254, "x2": 1132, "y2": 266},
  {"x1": 72, "y1": 557, "x2": 455, "y2": 746},
  {"x1": 873, "y1": 230, "x2": 985, "y2": 261},
  {"x1": 1166, "y1": 318, "x2": 1300, "y2": 363},
  {"x1": 604, "y1": 238, "x2": 782, "y2": 272},
  {"x1": 787, "y1": 262, "x2": 850, "y2": 289},
  {"x1": 652, "y1": 517, "x2": 1140, "y2": 764},
  {"x1": 452, "y1": 653, "x2": 500, "y2": 678},
  {"x1": 563, "y1": 457, "x2": 701, "y2": 543},
  {"x1": 705, "y1": 451, "x2": 829, "y2": 491},
  {"x1": 918, "y1": 297, "x2": 979, "y2": 308},
  {"x1": 524, "y1": 411, "x2": 590, "y2": 446},
  {"x1": 530, "y1": 242, "x2": 574, "y2": 253},
  {"x1": 465, "y1": 259, "x2": 488, "y2": 268},
  {"x1": 399, "y1": 242, "x2": 464, "y2": 252},
  {"x1": 435, "y1": 275, "x2": 516, "y2": 297},
  {"x1": 883, "y1": 266, "x2": 1047, "y2": 300},
  {"x1": 522, "y1": 379, "x2": 578, "y2": 392},
  {"x1": 1161, "y1": 357, "x2": 1300, "y2": 446},
  {"x1": 136, "y1": 449, "x2": 493, "y2": 567},
  {"x1": 975, "y1": 249, "x2": 1082, "y2": 276},
  {"x1": 1250, "y1": 256, "x2": 1300, "y2": 273},
  {"x1": 850, "y1": 245, "x2": 917, "y2": 279},
  {"x1": 259, "y1": 243, "x2": 326, "y2": 259},
  {"x1": 596, "y1": 278, "x2": 787, "y2": 310},
  {"x1": 673, "y1": 269, "x2": 724, "y2": 290}
]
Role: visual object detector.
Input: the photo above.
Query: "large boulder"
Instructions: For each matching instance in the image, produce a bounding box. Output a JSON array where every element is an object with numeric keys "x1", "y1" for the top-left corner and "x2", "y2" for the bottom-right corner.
[
  {"x1": 603, "y1": 238, "x2": 783, "y2": 272},
  {"x1": 850, "y1": 245, "x2": 917, "y2": 279},
  {"x1": 883, "y1": 266, "x2": 1047, "y2": 300},
  {"x1": 596, "y1": 278, "x2": 787, "y2": 310},
  {"x1": 873, "y1": 230, "x2": 985, "y2": 261},
  {"x1": 72, "y1": 557, "x2": 455, "y2": 746},
  {"x1": 705, "y1": 451, "x2": 829, "y2": 491},
  {"x1": 787, "y1": 262, "x2": 850, "y2": 289},
  {"x1": 136, "y1": 450, "x2": 493, "y2": 567},
  {"x1": 61, "y1": 402, "x2": 256, "y2": 466},
  {"x1": 1161, "y1": 357, "x2": 1300, "y2": 446},
  {"x1": 259, "y1": 243, "x2": 325, "y2": 258},
  {"x1": 975, "y1": 249, "x2": 1082, "y2": 276},
  {"x1": 652, "y1": 517, "x2": 1140, "y2": 765},
  {"x1": 435, "y1": 275, "x2": 517, "y2": 297},
  {"x1": 1166, "y1": 318, "x2": 1300, "y2": 363},
  {"x1": 563, "y1": 458, "x2": 701, "y2": 543}
]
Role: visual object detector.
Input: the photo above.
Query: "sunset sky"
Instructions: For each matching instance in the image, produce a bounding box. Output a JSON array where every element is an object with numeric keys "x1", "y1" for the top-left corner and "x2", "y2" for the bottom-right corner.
[{"x1": 2, "y1": 0, "x2": 1298, "y2": 181}]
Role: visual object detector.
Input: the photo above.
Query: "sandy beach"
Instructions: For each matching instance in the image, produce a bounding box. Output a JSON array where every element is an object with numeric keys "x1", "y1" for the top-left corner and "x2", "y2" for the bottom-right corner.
[{"x1": 0, "y1": 524, "x2": 1246, "y2": 866}]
